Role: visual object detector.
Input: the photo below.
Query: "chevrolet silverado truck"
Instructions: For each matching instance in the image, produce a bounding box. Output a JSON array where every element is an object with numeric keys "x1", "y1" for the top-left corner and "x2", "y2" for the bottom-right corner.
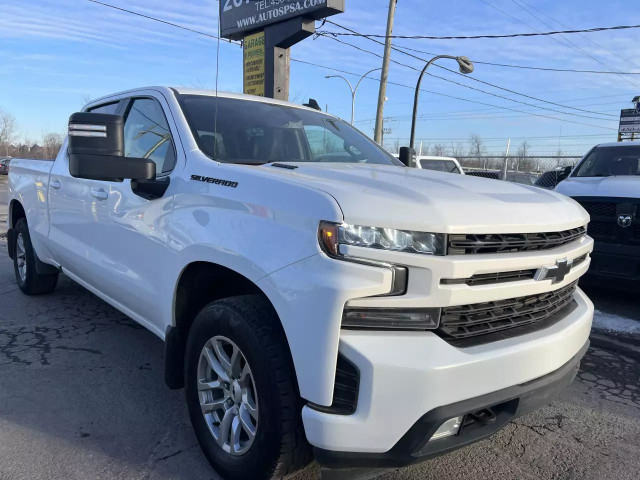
[
  {"x1": 6, "y1": 87, "x2": 593, "y2": 480},
  {"x1": 556, "y1": 142, "x2": 640, "y2": 291}
]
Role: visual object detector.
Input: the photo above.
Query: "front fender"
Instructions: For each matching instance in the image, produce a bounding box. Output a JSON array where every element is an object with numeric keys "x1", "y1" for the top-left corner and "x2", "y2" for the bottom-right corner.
[{"x1": 259, "y1": 254, "x2": 392, "y2": 406}]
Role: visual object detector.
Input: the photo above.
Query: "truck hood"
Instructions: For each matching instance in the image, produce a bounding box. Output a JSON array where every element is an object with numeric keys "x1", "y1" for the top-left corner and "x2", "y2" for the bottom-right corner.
[
  {"x1": 555, "y1": 175, "x2": 640, "y2": 199},
  {"x1": 259, "y1": 163, "x2": 588, "y2": 233}
]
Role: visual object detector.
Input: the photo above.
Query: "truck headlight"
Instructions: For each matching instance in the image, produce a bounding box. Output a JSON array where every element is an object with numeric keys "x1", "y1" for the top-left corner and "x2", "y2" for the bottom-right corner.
[{"x1": 319, "y1": 221, "x2": 446, "y2": 257}]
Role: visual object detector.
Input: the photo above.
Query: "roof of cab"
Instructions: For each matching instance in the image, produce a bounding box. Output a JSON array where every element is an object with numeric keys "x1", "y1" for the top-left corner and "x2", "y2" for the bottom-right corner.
[
  {"x1": 416, "y1": 156, "x2": 458, "y2": 161},
  {"x1": 86, "y1": 86, "x2": 327, "y2": 115},
  {"x1": 596, "y1": 141, "x2": 640, "y2": 148}
]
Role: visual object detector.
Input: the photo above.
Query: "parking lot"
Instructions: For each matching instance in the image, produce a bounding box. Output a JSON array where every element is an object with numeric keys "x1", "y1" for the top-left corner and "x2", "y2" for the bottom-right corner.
[{"x1": 1, "y1": 175, "x2": 639, "y2": 480}]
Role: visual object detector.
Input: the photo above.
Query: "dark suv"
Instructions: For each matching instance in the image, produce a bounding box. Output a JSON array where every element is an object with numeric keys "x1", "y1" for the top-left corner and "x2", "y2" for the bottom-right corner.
[
  {"x1": 0, "y1": 158, "x2": 11, "y2": 175},
  {"x1": 555, "y1": 143, "x2": 640, "y2": 290}
]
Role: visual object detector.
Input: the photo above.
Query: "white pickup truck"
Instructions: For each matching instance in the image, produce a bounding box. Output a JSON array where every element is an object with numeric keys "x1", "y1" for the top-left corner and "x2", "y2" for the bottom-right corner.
[{"x1": 6, "y1": 87, "x2": 593, "y2": 480}]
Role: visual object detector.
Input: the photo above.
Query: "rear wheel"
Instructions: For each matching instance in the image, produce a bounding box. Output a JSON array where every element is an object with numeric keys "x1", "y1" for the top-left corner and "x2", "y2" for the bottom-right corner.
[
  {"x1": 185, "y1": 295, "x2": 311, "y2": 480},
  {"x1": 13, "y1": 218, "x2": 58, "y2": 295}
]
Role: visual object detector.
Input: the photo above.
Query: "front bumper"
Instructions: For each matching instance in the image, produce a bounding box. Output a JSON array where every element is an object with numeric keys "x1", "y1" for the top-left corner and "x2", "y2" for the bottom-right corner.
[
  {"x1": 303, "y1": 287, "x2": 593, "y2": 457},
  {"x1": 315, "y1": 339, "x2": 589, "y2": 469}
]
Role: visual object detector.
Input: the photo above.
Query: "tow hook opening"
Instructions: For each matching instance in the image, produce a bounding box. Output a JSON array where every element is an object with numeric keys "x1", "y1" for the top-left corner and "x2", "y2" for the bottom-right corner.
[
  {"x1": 464, "y1": 408, "x2": 497, "y2": 427},
  {"x1": 428, "y1": 407, "x2": 500, "y2": 443}
]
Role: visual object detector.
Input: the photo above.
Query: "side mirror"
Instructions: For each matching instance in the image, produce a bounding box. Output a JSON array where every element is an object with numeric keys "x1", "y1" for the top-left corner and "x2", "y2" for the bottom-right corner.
[
  {"x1": 68, "y1": 112, "x2": 155, "y2": 182},
  {"x1": 399, "y1": 146, "x2": 416, "y2": 167}
]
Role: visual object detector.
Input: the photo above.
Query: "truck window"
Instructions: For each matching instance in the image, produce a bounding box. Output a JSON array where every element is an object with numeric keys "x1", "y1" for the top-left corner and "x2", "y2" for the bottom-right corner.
[
  {"x1": 123, "y1": 98, "x2": 176, "y2": 175},
  {"x1": 177, "y1": 94, "x2": 402, "y2": 166},
  {"x1": 574, "y1": 146, "x2": 640, "y2": 177},
  {"x1": 420, "y1": 159, "x2": 460, "y2": 174}
]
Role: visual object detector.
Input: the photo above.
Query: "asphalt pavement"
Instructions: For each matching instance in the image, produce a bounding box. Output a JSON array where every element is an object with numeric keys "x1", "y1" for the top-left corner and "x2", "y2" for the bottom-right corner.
[{"x1": 0, "y1": 174, "x2": 639, "y2": 479}]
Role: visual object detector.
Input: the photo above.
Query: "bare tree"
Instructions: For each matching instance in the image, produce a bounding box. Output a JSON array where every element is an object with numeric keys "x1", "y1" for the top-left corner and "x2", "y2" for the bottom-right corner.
[
  {"x1": 0, "y1": 108, "x2": 18, "y2": 156},
  {"x1": 41, "y1": 132, "x2": 64, "y2": 160},
  {"x1": 515, "y1": 141, "x2": 529, "y2": 171},
  {"x1": 80, "y1": 94, "x2": 92, "y2": 109},
  {"x1": 450, "y1": 142, "x2": 464, "y2": 158},
  {"x1": 432, "y1": 144, "x2": 446, "y2": 156},
  {"x1": 468, "y1": 134, "x2": 486, "y2": 168}
]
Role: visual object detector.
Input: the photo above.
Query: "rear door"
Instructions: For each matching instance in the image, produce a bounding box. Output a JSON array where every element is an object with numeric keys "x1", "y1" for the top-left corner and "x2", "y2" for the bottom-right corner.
[{"x1": 47, "y1": 100, "x2": 122, "y2": 275}]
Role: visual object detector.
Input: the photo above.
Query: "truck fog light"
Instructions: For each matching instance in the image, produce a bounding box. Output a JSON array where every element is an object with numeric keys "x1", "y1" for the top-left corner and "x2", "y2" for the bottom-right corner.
[
  {"x1": 429, "y1": 416, "x2": 463, "y2": 441},
  {"x1": 342, "y1": 308, "x2": 441, "y2": 330}
]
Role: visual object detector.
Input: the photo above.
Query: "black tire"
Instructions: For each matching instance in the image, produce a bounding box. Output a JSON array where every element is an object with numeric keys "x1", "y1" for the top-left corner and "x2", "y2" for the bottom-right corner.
[
  {"x1": 185, "y1": 295, "x2": 311, "y2": 480},
  {"x1": 13, "y1": 218, "x2": 58, "y2": 295}
]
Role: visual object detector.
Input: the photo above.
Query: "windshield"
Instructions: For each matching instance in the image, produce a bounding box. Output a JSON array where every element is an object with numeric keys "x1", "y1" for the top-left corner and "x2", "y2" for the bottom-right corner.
[
  {"x1": 177, "y1": 94, "x2": 401, "y2": 166},
  {"x1": 419, "y1": 159, "x2": 460, "y2": 173},
  {"x1": 574, "y1": 146, "x2": 640, "y2": 177}
]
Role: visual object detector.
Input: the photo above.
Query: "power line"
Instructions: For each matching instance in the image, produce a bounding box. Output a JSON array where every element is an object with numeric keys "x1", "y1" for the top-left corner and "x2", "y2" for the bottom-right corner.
[
  {"x1": 429, "y1": 65, "x2": 618, "y2": 118},
  {"x1": 293, "y1": 58, "x2": 618, "y2": 131},
  {"x1": 378, "y1": 133, "x2": 611, "y2": 141},
  {"x1": 86, "y1": 0, "x2": 236, "y2": 43},
  {"x1": 387, "y1": 41, "x2": 640, "y2": 75},
  {"x1": 316, "y1": 23, "x2": 640, "y2": 40},
  {"x1": 482, "y1": 0, "x2": 640, "y2": 90},
  {"x1": 317, "y1": 26, "x2": 618, "y2": 119},
  {"x1": 466, "y1": 60, "x2": 640, "y2": 75},
  {"x1": 347, "y1": 29, "x2": 640, "y2": 76},
  {"x1": 84, "y1": 0, "x2": 619, "y2": 132},
  {"x1": 516, "y1": 0, "x2": 640, "y2": 71}
]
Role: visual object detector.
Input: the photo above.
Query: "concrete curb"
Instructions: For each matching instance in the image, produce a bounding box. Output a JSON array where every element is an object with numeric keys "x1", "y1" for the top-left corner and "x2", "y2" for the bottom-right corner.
[{"x1": 590, "y1": 330, "x2": 640, "y2": 361}]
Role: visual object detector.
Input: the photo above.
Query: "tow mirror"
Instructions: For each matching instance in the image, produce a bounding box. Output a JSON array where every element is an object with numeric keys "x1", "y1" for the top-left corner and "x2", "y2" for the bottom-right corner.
[
  {"x1": 399, "y1": 146, "x2": 416, "y2": 167},
  {"x1": 68, "y1": 112, "x2": 155, "y2": 182}
]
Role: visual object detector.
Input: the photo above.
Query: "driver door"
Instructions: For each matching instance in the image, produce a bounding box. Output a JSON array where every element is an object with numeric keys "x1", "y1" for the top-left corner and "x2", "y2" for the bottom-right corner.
[{"x1": 78, "y1": 95, "x2": 180, "y2": 332}]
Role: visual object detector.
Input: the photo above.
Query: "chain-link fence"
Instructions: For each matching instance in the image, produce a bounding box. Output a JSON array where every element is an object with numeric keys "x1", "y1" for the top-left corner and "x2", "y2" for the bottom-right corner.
[{"x1": 456, "y1": 155, "x2": 582, "y2": 189}]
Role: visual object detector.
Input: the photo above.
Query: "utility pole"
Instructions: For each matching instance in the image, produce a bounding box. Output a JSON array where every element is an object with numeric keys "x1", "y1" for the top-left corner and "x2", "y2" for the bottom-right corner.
[{"x1": 374, "y1": 0, "x2": 397, "y2": 144}]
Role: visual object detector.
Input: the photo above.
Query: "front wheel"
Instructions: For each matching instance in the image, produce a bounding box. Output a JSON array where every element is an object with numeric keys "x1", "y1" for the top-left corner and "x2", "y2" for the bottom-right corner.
[
  {"x1": 184, "y1": 295, "x2": 311, "y2": 480},
  {"x1": 13, "y1": 218, "x2": 58, "y2": 295}
]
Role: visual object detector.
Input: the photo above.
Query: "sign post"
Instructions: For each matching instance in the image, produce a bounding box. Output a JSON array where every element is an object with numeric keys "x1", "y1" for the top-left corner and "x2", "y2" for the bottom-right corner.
[{"x1": 220, "y1": 0, "x2": 345, "y2": 100}]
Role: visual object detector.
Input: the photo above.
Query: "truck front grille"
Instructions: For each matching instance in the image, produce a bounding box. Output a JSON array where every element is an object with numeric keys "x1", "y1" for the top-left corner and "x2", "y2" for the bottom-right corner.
[
  {"x1": 440, "y1": 255, "x2": 587, "y2": 287},
  {"x1": 573, "y1": 196, "x2": 640, "y2": 246},
  {"x1": 447, "y1": 226, "x2": 586, "y2": 255},
  {"x1": 437, "y1": 282, "x2": 578, "y2": 346},
  {"x1": 579, "y1": 201, "x2": 616, "y2": 217}
]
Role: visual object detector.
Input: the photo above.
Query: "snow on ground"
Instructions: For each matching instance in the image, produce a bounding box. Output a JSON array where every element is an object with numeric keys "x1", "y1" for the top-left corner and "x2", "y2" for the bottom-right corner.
[{"x1": 593, "y1": 309, "x2": 640, "y2": 334}]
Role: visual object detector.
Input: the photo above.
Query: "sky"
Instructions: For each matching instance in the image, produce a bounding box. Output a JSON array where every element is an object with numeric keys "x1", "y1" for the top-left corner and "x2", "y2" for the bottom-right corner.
[{"x1": 1, "y1": 0, "x2": 639, "y2": 155}]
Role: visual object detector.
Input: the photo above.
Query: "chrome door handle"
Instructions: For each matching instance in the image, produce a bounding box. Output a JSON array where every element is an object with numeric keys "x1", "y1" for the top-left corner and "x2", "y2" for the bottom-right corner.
[
  {"x1": 90, "y1": 188, "x2": 109, "y2": 200},
  {"x1": 50, "y1": 179, "x2": 62, "y2": 190}
]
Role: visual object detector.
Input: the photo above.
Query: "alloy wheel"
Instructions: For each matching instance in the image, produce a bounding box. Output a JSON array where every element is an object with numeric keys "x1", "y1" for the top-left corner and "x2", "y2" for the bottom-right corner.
[
  {"x1": 16, "y1": 233, "x2": 27, "y2": 282},
  {"x1": 197, "y1": 336, "x2": 259, "y2": 456}
]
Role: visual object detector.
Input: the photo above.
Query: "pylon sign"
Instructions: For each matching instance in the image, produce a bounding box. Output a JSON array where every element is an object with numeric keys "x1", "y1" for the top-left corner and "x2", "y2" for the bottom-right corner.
[
  {"x1": 619, "y1": 108, "x2": 640, "y2": 134},
  {"x1": 220, "y1": 0, "x2": 345, "y2": 100},
  {"x1": 220, "y1": 0, "x2": 345, "y2": 41},
  {"x1": 243, "y1": 31, "x2": 266, "y2": 96}
]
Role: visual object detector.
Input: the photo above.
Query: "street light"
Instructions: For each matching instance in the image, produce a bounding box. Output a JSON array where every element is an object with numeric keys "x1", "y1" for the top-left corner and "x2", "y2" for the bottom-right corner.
[
  {"x1": 408, "y1": 55, "x2": 474, "y2": 166},
  {"x1": 325, "y1": 67, "x2": 381, "y2": 124}
]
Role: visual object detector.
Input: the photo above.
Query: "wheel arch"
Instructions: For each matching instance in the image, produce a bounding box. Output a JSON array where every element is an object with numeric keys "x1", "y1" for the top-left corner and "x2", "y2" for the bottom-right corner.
[
  {"x1": 9, "y1": 199, "x2": 26, "y2": 228},
  {"x1": 165, "y1": 260, "x2": 299, "y2": 393}
]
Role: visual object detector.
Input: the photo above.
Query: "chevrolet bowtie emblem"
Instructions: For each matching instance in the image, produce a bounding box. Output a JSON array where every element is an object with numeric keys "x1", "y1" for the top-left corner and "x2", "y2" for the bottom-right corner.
[{"x1": 535, "y1": 258, "x2": 573, "y2": 284}]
